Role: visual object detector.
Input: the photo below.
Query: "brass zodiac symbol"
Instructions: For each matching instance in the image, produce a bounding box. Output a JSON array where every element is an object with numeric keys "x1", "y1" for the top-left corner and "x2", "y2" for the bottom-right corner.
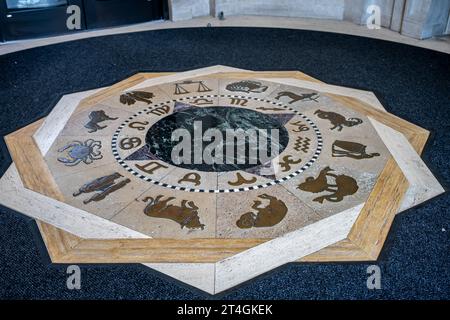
[
  {"x1": 228, "y1": 172, "x2": 257, "y2": 186},
  {"x1": 294, "y1": 136, "x2": 311, "y2": 153},
  {"x1": 331, "y1": 140, "x2": 380, "y2": 160},
  {"x1": 236, "y1": 194, "x2": 288, "y2": 229},
  {"x1": 136, "y1": 161, "x2": 168, "y2": 174},
  {"x1": 57, "y1": 139, "x2": 103, "y2": 166},
  {"x1": 119, "y1": 137, "x2": 142, "y2": 150},
  {"x1": 226, "y1": 80, "x2": 268, "y2": 93},
  {"x1": 192, "y1": 98, "x2": 213, "y2": 105},
  {"x1": 120, "y1": 91, "x2": 154, "y2": 105},
  {"x1": 146, "y1": 105, "x2": 170, "y2": 116},
  {"x1": 279, "y1": 155, "x2": 302, "y2": 172},
  {"x1": 332, "y1": 140, "x2": 380, "y2": 160},
  {"x1": 314, "y1": 109, "x2": 363, "y2": 131},
  {"x1": 256, "y1": 107, "x2": 285, "y2": 111},
  {"x1": 128, "y1": 121, "x2": 149, "y2": 131},
  {"x1": 290, "y1": 121, "x2": 310, "y2": 132},
  {"x1": 84, "y1": 110, "x2": 118, "y2": 133},
  {"x1": 178, "y1": 172, "x2": 201, "y2": 186},
  {"x1": 275, "y1": 91, "x2": 319, "y2": 104},
  {"x1": 229, "y1": 98, "x2": 248, "y2": 106},
  {"x1": 297, "y1": 166, "x2": 359, "y2": 203},
  {"x1": 73, "y1": 172, "x2": 130, "y2": 204},
  {"x1": 174, "y1": 80, "x2": 212, "y2": 95},
  {"x1": 142, "y1": 195, "x2": 205, "y2": 230}
]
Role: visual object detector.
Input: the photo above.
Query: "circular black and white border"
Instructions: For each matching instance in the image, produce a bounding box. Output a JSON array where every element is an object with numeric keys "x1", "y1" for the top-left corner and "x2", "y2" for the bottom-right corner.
[{"x1": 111, "y1": 94, "x2": 323, "y2": 193}]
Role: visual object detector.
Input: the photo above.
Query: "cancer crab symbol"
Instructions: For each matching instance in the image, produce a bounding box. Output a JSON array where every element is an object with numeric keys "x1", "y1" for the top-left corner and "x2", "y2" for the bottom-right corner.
[{"x1": 57, "y1": 139, "x2": 103, "y2": 166}]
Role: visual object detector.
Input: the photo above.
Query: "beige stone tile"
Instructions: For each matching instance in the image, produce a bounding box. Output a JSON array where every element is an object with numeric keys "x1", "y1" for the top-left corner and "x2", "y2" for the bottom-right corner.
[
  {"x1": 34, "y1": 89, "x2": 104, "y2": 155},
  {"x1": 214, "y1": 204, "x2": 362, "y2": 294},
  {"x1": 53, "y1": 162, "x2": 152, "y2": 220},
  {"x1": 113, "y1": 118, "x2": 164, "y2": 160},
  {"x1": 158, "y1": 77, "x2": 219, "y2": 99},
  {"x1": 111, "y1": 185, "x2": 216, "y2": 238},
  {"x1": 99, "y1": 85, "x2": 172, "y2": 111},
  {"x1": 0, "y1": 165, "x2": 149, "y2": 239},
  {"x1": 274, "y1": 114, "x2": 321, "y2": 178},
  {"x1": 112, "y1": 100, "x2": 178, "y2": 160},
  {"x1": 218, "y1": 78, "x2": 281, "y2": 100},
  {"x1": 265, "y1": 84, "x2": 323, "y2": 111},
  {"x1": 157, "y1": 167, "x2": 218, "y2": 191},
  {"x1": 217, "y1": 170, "x2": 272, "y2": 191},
  {"x1": 216, "y1": 185, "x2": 321, "y2": 239},
  {"x1": 317, "y1": 127, "x2": 390, "y2": 176},
  {"x1": 217, "y1": 94, "x2": 290, "y2": 114},
  {"x1": 59, "y1": 103, "x2": 133, "y2": 137},
  {"x1": 300, "y1": 95, "x2": 367, "y2": 132},
  {"x1": 174, "y1": 93, "x2": 220, "y2": 107},
  {"x1": 266, "y1": 90, "x2": 388, "y2": 219},
  {"x1": 120, "y1": 160, "x2": 176, "y2": 182},
  {"x1": 44, "y1": 135, "x2": 116, "y2": 178},
  {"x1": 300, "y1": 100, "x2": 390, "y2": 176},
  {"x1": 281, "y1": 160, "x2": 379, "y2": 219}
]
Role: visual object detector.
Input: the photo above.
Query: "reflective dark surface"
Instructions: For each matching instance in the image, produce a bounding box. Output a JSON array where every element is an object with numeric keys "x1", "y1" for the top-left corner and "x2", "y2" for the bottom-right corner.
[{"x1": 145, "y1": 106, "x2": 290, "y2": 172}]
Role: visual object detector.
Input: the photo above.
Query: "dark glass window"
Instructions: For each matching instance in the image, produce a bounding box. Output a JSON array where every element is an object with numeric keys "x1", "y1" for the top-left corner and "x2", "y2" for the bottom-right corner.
[{"x1": 6, "y1": 0, "x2": 68, "y2": 10}]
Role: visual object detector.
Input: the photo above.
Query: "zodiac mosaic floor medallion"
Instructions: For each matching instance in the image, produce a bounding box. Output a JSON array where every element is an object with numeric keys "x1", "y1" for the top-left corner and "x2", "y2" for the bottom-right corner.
[
  {"x1": 111, "y1": 97, "x2": 323, "y2": 192},
  {"x1": 0, "y1": 66, "x2": 443, "y2": 295}
]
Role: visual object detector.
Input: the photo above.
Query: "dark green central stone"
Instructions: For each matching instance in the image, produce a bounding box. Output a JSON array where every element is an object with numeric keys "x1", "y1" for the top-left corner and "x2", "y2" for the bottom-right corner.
[{"x1": 145, "y1": 106, "x2": 289, "y2": 172}]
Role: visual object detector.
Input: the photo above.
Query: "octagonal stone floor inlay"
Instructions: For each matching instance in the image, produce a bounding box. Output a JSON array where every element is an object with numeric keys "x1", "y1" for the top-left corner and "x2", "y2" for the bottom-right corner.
[
  {"x1": 0, "y1": 66, "x2": 443, "y2": 295},
  {"x1": 41, "y1": 75, "x2": 390, "y2": 240}
]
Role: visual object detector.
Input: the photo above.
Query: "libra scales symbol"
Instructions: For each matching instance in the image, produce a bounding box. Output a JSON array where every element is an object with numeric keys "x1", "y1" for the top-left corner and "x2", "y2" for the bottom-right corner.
[{"x1": 173, "y1": 80, "x2": 212, "y2": 95}]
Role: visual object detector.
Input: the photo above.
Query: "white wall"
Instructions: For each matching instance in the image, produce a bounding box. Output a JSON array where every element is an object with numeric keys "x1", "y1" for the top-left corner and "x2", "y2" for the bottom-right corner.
[
  {"x1": 168, "y1": 0, "x2": 450, "y2": 39},
  {"x1": 401, "y1": 0, "x2": 450, "y2": 39},
  {"x1": 446, "y1": 12, "x2": 450, "y2": 35},
  {"x1": 422, "y1": 0, "x2": 450, "y2": 38},
  {"x1": 344, "y1": 0, "x2": 395, "y2": 28},
  {"x1": 169, "y1": 0, "x2": 211, "y2": 21},
  {"x1": 390, "y1": 0, "x2": 406, "y2": 32},
  {"x1": 214, "y1": 0, "x2": 346, "y2": 20}
]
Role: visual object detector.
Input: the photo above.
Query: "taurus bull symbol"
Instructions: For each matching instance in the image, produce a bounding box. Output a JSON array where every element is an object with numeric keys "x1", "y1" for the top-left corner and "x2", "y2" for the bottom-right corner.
[{"x1": 142, "y1": 195, "x2": 205, "y2": 230}]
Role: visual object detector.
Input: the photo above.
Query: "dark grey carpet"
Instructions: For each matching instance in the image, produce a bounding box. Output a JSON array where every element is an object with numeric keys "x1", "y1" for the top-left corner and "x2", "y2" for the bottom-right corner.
[{"x1": 0, "y1": 27, "x2": 449, "y2": 300}]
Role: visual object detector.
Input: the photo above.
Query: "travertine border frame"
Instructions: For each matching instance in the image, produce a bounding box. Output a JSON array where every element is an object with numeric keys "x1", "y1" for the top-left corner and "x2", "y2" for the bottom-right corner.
[{"x1": 0, "y1": 66, "x2": 444, "y2": 294}]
